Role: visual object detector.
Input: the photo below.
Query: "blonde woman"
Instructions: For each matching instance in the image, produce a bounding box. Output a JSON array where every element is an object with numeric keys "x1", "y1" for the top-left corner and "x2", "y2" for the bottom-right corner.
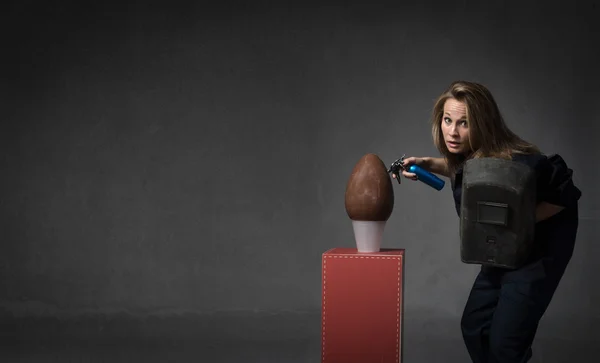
[{"x1": 393, "y1": 81, "x2": 581, "y2": 363}]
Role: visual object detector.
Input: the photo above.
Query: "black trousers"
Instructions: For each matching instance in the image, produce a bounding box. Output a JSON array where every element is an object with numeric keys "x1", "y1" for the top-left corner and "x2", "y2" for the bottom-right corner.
[{"x1": 460, "y1": 209, "x2": 579, "y2": 363}]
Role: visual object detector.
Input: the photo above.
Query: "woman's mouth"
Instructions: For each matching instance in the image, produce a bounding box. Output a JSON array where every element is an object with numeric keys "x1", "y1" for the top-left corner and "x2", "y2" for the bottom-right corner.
[{"x1": 447, "y1": 141, "x2": 461, "y2": 149}]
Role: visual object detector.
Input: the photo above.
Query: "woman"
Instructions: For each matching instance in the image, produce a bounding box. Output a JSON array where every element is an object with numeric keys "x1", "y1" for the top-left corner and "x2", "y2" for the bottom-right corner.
[{"x1": 393, "y1": 81, "x2": 582, "y2": 362}]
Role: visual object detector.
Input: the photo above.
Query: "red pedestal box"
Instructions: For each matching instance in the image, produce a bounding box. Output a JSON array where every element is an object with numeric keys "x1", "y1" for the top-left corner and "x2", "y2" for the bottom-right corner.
[{"x1": 321, "y1": 247, "x2": 405, "y2": 363}]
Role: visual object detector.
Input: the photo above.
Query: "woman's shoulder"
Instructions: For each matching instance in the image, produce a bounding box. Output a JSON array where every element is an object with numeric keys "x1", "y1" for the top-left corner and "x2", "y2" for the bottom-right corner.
[
  {"x1": 511, "y1": 151, "x2": 574, "y2": 173},
  {"x1": 510, "y1": 151, "x2": 547, "y2": 170}
]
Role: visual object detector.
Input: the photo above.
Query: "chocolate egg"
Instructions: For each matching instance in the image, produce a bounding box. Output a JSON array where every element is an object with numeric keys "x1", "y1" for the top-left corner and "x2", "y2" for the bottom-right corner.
[{"x1": 344, "y1": 153, "x2": 394, "y2": 221}]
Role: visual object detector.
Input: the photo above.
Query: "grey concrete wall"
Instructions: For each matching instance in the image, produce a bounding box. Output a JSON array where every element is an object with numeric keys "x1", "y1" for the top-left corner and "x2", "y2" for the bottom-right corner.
[{"x1": 1, "y1": 0, "x2": 598, "y2": 361}]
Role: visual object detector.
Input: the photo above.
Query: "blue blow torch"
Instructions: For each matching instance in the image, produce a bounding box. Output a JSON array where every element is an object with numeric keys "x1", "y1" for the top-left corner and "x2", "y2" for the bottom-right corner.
[{"x1": 387, "y1": 154, "x2": 445, "y2": 191}]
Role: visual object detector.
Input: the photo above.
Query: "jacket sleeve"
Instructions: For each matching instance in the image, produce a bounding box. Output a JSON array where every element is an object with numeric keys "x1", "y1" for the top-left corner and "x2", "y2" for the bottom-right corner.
[{"x1": 535, "y1": 154, "x2": 582, "y2": 207}]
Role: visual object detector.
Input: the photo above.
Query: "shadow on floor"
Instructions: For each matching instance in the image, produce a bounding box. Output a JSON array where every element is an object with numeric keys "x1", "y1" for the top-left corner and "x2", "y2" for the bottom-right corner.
[{"x1": 0, "y1": 310, "x2": 598, "y2": 362}]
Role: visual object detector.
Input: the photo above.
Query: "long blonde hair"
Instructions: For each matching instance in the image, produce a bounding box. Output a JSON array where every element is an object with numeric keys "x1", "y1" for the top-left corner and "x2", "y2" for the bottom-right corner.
[{"x1": 431, "y1": 80, "x2": 540, "y2": 175}]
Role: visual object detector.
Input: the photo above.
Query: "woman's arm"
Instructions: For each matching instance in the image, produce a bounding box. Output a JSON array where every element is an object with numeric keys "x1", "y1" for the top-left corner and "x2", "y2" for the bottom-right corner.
[
  {"x1": 536, "y1": 202, "x2": 565, "y2": 222},
  {"x1": 422, "y1": 157, "x2": 450, "y2": 178}
]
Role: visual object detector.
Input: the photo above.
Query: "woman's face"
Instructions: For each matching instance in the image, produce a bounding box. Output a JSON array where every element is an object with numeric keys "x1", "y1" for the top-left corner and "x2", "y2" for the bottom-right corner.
[{"x1": 441, "y1": 98, "x2": 470, "y2": 154}]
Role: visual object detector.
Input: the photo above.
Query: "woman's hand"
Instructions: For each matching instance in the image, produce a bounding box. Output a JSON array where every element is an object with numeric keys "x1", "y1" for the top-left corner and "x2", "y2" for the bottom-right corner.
[
  {"x1": 391, "y1": 156, "x2": 427, "y2": 181},
  {"x1": 535, "y1": 202, "x2": 565, "y2": 222}
]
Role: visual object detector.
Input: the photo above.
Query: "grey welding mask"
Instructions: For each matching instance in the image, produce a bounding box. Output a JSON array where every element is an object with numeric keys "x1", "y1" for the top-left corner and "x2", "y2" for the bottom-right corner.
[{"x1": 459, "y1": 157, "x2": 537, "y2": 269}]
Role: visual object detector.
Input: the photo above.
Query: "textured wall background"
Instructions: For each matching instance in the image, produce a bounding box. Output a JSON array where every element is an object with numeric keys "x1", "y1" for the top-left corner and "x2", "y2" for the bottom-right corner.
[{"x1": 1, "y1": 0, "x2": 598, "y2": 361}]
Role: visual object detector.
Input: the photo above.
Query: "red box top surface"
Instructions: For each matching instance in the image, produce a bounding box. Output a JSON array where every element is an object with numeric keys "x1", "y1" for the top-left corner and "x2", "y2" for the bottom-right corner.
[{"x1": 323, "y1": 247, "x2": 405, "y2": 257}]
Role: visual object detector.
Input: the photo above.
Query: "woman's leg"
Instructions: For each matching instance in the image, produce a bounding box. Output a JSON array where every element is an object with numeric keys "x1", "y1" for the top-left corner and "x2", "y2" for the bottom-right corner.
[
  {"x1": 487, "y1": 259, "x2": 546, "y2": 363},
  {"x1": 488, "y1": 216, "x2": 578, "y2": 363},
  {"x1": 461, "y1": 267, "x2": 503, "y2": 363}
]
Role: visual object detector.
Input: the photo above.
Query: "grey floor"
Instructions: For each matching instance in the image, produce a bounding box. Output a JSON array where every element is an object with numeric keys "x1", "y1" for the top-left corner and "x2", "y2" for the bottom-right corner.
[{"x1": 1, "y1": 311, "x2": 598, "y2": 362}]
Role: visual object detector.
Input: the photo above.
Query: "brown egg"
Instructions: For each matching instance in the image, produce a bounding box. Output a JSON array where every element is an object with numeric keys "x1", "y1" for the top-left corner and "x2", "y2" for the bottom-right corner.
[{"x1": 344, "y1": 153, "x2": 394, "y2": 221}]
